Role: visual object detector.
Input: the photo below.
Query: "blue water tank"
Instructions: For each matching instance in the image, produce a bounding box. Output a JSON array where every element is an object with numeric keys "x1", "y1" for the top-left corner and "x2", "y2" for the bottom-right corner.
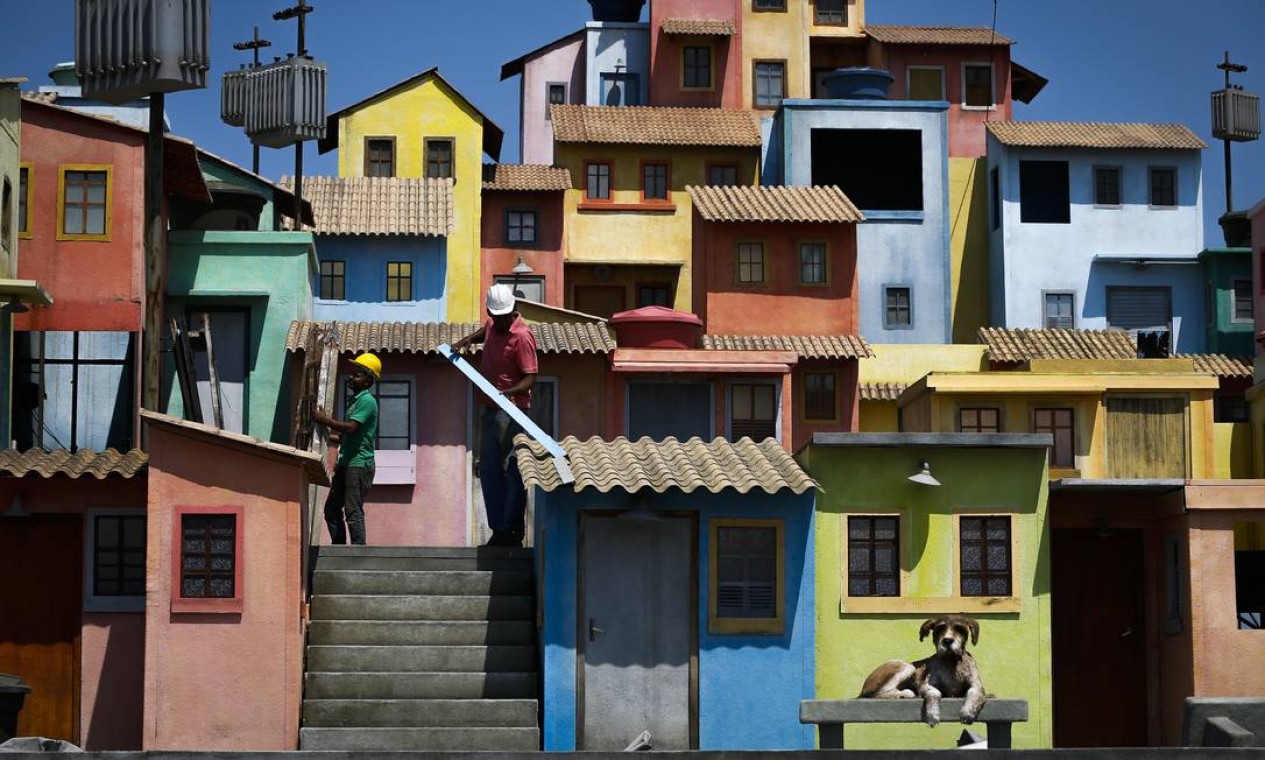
[{"x1": 822, "y1": 67, "x2": 895, "y2": 100}]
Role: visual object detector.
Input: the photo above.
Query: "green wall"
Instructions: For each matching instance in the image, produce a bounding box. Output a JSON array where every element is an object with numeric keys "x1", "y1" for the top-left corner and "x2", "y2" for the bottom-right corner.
[
  {"x1": 799, "y1": 442, "x2": 1053, "y2": 749},
  {"x1": 1199, "y1": 248, "x2": 1253, "y2": 358}
]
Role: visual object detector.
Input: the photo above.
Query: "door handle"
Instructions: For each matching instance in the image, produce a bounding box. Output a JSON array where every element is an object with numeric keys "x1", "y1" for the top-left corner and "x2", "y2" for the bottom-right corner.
[
  {"x1": 1121, "y1": 626, "x2": 1134, "y2": 638},
  {"x1": 589, "y1": 618, "x2": 606, "y2": 642}
]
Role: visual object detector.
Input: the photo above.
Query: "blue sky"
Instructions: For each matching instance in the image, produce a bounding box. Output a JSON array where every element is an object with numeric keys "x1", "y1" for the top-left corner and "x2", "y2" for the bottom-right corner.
[{"x1": 2, "y1": 0, "x2": 1264, "y2": 245}]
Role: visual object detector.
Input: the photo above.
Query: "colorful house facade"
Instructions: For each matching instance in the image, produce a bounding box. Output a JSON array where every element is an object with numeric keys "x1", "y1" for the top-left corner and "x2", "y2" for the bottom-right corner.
[
  {"x1": 522, "y1": 435, "x2": 818, "y2": 751},
  {"x1": 318, "y1": 68, "x2": 504, "y2": 322},
  {"x1": 481, "y1": 164, "x2": 571, "y2": 306}
]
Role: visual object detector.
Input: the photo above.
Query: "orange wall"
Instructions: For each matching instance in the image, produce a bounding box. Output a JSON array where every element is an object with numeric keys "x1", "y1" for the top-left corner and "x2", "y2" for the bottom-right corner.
[
  {"x1": 790, "y1": 358, "x2": 860, "y2": 451},
  {"x1": 692, "y1": 218, "x2": 858, "y2": 335},
  {"x1": 649, "y1": 0, "x2": 743, "y2": 108},
  {"x1": 481, "y1": 191, "x2": 566, "y2": 307},
  {"x1": 17, "y1": 105, "x2": 145, "y2": 331},
  {"x1": 143, "y1": 425, "x2": 308, "y2": 750}
]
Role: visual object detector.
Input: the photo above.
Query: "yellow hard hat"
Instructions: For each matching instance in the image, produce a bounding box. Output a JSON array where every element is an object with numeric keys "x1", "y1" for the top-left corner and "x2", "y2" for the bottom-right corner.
[{"x1": 350, "y1": 352, "x2": 382, "y2": 378}]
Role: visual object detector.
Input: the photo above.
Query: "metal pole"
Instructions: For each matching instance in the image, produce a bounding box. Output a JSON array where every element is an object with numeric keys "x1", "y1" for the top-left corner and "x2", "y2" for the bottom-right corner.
[
  {"x1": 252, "y1": 27, "x2": 262, "y2": 174},
  {"x1": 294, "y1": 0, "x2": 307, "y2": 227},
  {"x1": 142, "y1": 91, "x2": 166, "y2": 447}
]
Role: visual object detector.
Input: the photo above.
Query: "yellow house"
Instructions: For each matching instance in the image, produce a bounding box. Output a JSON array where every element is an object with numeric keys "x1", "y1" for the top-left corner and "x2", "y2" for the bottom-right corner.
[
  {"x1": 741, "y1": 0, "x2": 868, "y2": 108},
  {"x1": 318, "y1": 68, "x2": 504, "y2": 322},
  {"x1": 550, "y1": 105, "x2": 762, "y2": 316}
]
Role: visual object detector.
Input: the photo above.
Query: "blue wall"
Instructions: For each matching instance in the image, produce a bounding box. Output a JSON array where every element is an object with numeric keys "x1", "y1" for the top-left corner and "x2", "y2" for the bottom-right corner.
[
  {"x1": 585, "y1": 22, "x2": 650, "y2": 106},
  {"x1": 312, "y1": 235, "x2": 448, "y2": 323},
  {"x1": 535, "y1": 487, "x2": 816, "y2": 751}
]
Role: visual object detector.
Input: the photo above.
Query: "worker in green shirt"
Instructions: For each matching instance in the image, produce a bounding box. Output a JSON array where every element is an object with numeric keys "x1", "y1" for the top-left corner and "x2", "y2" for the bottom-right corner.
[{"x1": 313, "y1": 353, "x2": 381, "y2": 545}]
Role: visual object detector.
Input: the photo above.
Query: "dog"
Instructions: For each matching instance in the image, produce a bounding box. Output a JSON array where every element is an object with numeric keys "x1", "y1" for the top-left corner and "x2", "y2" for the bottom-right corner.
[{"x1": 857, "y1": 615, "x2": 986, "y2": 728}]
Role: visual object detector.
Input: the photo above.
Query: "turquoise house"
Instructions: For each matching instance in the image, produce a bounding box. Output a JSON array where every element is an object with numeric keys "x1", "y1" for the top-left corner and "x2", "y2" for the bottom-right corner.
[
  {"x1": 165, "y1": 150, "x2": 316, "y2": 442},
  {"x1": 517, "y1": 435, "x2": 818, "y2": 752},
  {"x1": 1198, "y1": 246, "x2": 1254, "y2": 359}
]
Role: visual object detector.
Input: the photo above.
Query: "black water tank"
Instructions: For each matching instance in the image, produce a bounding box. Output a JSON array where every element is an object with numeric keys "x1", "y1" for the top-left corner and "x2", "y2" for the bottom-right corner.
[{"x1": 588, "y1": 0, "x2": 646, "y2": 22}]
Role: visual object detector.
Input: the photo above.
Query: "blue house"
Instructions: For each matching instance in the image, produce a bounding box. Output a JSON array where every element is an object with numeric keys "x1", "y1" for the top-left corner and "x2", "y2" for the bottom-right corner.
[
  {"x1": 517, "y1": 435, "x2": 817, "y2": 751},
  {"x1": 986, "y1": 121, "x2": 1208, "y2": 354},
  {"x1": 290, "y1": 176, "x2": 452, "y2": 323},
  {"x1": 767, "y1": 97, "x2": 952, "y2": 345}
]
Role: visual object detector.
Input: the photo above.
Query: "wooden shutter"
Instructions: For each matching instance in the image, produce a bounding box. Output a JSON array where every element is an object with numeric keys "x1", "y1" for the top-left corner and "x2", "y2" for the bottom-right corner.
[{"x1": 1105, "y1": 396, "x2": 1187, "y2": 478}]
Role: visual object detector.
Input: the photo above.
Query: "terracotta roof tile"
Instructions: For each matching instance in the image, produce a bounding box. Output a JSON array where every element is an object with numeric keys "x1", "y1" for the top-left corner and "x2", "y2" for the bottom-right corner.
[
  {"x1": 286, "y1": 321, "x2": 616, "y2": 355},
  {"x1": 662, "y1": 18, "x2": 736, "y2": 36},
  {"x1": 516, "y1": 436, "x2": 818, "y2": 495},
  {"x1": 860, "y1": 382, "x2": 908, "y2": 401},
  {"x1": 986, "y1": 121, "x2": 1207, "y2": 150},
  {"x1": 482, "y1": 164, "x2": 572, "y2": 192},
  {"x1": 702, "y1": 334, "x2": 873, "y2": 360},
  {"x1": 1181, "y1": 354, "x2": 1253, "y2": 378},
  {"x1": 980, "y1": 327, "x2": 1138, "y2": 362},
  {"x1": 0, "y1": 448, "x2": 147, "y2": 479},
  {"x1": 687, "y1": 185, "x2": 863, "y2": 223},
  {"x1": 280, "y1": 176, "x2": 453, "y2": 236},
  {"x1": 551, "y1": 105, "x2": 762, "y2": 147},
  {"x1": 865, "y1": 25, "x2": 1013, "y2": 46},
  {"x1": 0, "y1": 77, "x2": 28, "y2": 86},
  {"x1": 20, "y1": 90, "x2": 58, "y2": 104}
]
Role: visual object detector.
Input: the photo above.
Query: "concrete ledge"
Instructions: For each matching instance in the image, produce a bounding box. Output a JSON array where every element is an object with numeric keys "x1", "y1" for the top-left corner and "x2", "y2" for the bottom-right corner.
[{"x1": 801, "y1": 698, "x2": 1029, "y2": 723}]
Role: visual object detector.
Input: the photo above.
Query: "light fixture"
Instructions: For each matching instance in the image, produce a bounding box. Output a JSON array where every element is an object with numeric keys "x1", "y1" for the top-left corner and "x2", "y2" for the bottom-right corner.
[
  {"x1": 2, "y1": 494, "x2": 29, "y2": 518},
  {"x1": 907, "y1": 460, "x2": 941, "y2": 487},
  {"x1": 512, "y1": 256, "x2": 534, "y2": 276}
]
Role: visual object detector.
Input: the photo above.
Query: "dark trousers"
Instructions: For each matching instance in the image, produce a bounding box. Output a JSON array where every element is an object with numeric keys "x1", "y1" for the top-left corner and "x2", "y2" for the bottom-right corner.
[
  {"x1": 325, "y1": 464, "x2": 374, "y2": 545},
  {"x1": 479, "y1": 406, "x2": 527, "y2": 536}
]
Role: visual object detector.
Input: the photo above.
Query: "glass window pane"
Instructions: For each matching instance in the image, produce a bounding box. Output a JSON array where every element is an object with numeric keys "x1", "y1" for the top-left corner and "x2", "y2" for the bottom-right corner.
[
  {"x1": 86, "y1": 206, "x2": 106, "y2": 234},
  {"x1": 962, "y1": 543, "x2": 983, "y2": 571},
  {"x1": 64, "y1": 206, "x2": 84, "y2": 234}
]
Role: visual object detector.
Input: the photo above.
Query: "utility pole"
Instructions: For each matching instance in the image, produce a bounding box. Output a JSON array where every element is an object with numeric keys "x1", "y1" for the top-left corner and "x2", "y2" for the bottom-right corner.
[
  {"x1": 1216, "y1": 51, "x2": 1249, "y2": 216},
  {"x1": 232, "y1": 26, "x2": 272, "y2": 174},
  {"x1": 275, "y1": 0, "x2": 315, "y2": 225}
]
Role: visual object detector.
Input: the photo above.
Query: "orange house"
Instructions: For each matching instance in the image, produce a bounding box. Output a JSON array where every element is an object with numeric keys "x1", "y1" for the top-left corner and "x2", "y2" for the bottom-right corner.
[{"x1": 649, "y1": 0, "x2": 744, "y2": 108}]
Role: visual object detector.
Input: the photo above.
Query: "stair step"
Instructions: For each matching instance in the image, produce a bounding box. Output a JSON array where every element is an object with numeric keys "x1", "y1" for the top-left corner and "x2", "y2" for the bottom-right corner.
[
  {"x1": 319, "y1": 546, "x2": 532, "y2": 559},
  {"x1": 307, "y1": 645, "x2": 536, "y2": 673},
  {"x1": 315, "y1": 546, "x2": 532, "y2": 572},
  {"x1": 302, "y1": 698, "x2": 538, "y2": 728},
  {"x1": 304, "y1": 671, "x2": 537, "y2": 700},
  {"x1": 313, "y1": 569, "x2": 531, "y2": 596},
  {"x1": 299, "y1": 726, "x2": 539, "y2": 752},
  {"x1": 310, "y1": 594, "x2": 532, "y2": 622},
  {"x1": 308, "y1": 620, "x2": 534, "y2": 647}
]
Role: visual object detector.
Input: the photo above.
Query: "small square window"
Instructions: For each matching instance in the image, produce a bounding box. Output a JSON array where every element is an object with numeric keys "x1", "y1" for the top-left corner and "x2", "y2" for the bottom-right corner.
[
  {"x1": 710, "y1": 520, "x2": 784, "y2": 635},
  {"x1": 815, "y1": 0, "x2": 846, "y2": 25},
  {"x1": 707, "y1": 164, "x2": 738, "y2": 187},
  {"x1": 319, "y1": 260, "x2": 346, "y2": 300},
  {"x1": 586, "y1": 162, "x2": 611, "y2": 200},
  {"x1": 736, "y1": 242, "x2": 765, "y2": 284},
  {"x1": 1020, "y1": 160, "x2": 1071, "y2": 224},
  {"x1": 637, "y1": 283, "x2": 671, "y2": 308},
  {"x1": 907, "y1": 67, "x2": 944, "y2": 101},
  {"x1": 884, "y1": 286, "x2": 912, "y2": 328},
  {"x1": 364, "y1": 138, "x2": 395, "y2": 178},
  {"x1": 1234, "y1": 279, "x2": 1254, "y2": 323},
  {"x1": 425, "y1": 139, "x2": 454, "y2": 180},
  {"x1": 753, "y1": 0, "x2": 786, "y2": 9},
  {"x1": 87, "y1": 510, "x2": 146, "y2": 611},
  {"x1": 546, "y1": 83, "x2": 567, "y2": 120},
  {"x1": 1044, "y1": 292, "x2": 1075, "y2": 329},
  {"x1": 1094, "y1": 166, "x2": 1121, "y2": 206},
  {"x1": 1150, "y1": 167, "x2": 1177, "y2": 207},
  {"x1": 386, "y1": 261, "x2": 413, "y2": 302},
  {"x1": 683, "y1": 46, "x2": 712, "y2": 89},
  {"x1": 730, "y1": 382, "x2": 778, "y2": 441},
  {"x1": 59, "y1": 167, "x2": 110, "y2": 239},
  {"x1": 847, "y1": 516, "x2": 900, "y2": 597},
  {"x1": 960, "y1": 516, "x2": 1012, "y2": 597},
  {"x1": 799, "y1": 243, "x2": 827, "y2": 284},
  {"x1": 963, "y1": 63, "x2": 994, "y2": 108},
  {"x1": 804, "y1": 372, "x2": 836, "y2": 421},
  {"x1": 959, "y1": 407, "x2": 1001, "y2": 433},
  {"x1": 642, "y1": 163, "x2": 669, "y2": 201},
  {"x1": 172, "y1": 506, "x2": 244, "y2": 614},
  {"x1": 506, "y1": 209, "x2": 539, "y2": 246},
  {"x1": 754, "y1": 61, "x2": 786, "y2": 108},
  {"x1": 1034, "y1": 407, "x2": 1075, "y2": 468}
]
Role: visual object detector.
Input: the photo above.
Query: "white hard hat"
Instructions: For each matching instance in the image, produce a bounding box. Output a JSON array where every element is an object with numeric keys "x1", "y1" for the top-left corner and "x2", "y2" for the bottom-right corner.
[{"x1": 486, "y1": 283, "x2": 516, "y2": 316}]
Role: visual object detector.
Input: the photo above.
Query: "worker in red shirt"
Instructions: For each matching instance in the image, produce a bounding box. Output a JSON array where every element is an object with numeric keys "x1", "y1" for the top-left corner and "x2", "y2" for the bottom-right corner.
[{"x1": 451, "y1": 284, "x2": 538, "y2": 547}]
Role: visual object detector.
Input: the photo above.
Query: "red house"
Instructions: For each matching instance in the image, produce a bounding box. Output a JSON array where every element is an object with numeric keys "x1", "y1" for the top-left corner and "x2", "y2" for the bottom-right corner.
[
  {"x1": 480, "y1": 164, "x2": 571, "y2": 307},
  {"x1": 649, "y1": 0, "x2": 744, "y2": 109}
]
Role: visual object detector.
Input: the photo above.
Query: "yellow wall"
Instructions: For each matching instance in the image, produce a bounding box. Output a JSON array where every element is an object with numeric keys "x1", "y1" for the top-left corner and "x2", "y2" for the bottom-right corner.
[
  {"x1": 336, "y1": 76, "x2": 486, "y2": 321},
  {"x1": 1213, "y1": 422, "x2": 1253, "y2": 479},
  {"x1": 556, "y1": 144, "x2": 757, "y2": 313},
  {"x1": 859, "y1": 344, "x2": 988, "y2": 432},
  {"x1": 742, "y1": 1, "x2": 810, "y2": 108},
  {"x1": 948, "y1": 158, "x2": 990, "y2": 343}
]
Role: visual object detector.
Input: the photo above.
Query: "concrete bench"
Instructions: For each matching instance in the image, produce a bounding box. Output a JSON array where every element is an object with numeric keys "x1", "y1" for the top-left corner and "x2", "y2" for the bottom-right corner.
[{"x1": 801, "y1": 698, "x2": 1029, "y2": 749}]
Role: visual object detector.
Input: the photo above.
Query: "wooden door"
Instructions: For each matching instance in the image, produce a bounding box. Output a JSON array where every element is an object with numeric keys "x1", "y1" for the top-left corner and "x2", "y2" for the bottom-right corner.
[
  {"x1": 1105, "y1": 396, "x2": 1186, "y2": 478},
  {"x1": 1051, "y1": 527, "x2": 1147, "y2": 747},
  {"x1": 579, "y1": 514, "x2": 694, "y2": 750},
  {"x1": 0, "y1": 516, "x2": 82, "y2": 743}
]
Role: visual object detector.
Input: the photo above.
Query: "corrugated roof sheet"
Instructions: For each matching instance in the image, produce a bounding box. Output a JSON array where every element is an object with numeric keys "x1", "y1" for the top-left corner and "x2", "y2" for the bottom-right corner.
[
  {"x1": 865, "y1": 25, "x2": 1013, "y2": 46},
  {"x1": 662, "y1": 18, "x2": 737, "y2": 36},
  {"x1": 551, "y1": 105, "x2": 763, "y2": 147},
  {"x1": 702, "y1": 334, "x2": 874, "y2": 360},
  {"x1": 980, "y1": 327, "x2": 1138, "y2": 362},
  {"x1": 286, "y1": 321, "x2": 616, "y2": 355},
  {"x1": 860, "y1": 382, "x2": 908, "y2": 401},
  {"x1": 516, "y1": 435, "x2": 818, "y2": 495},
  {"x1": 280, "y1": 176, "x2": 454, "y2": 237},
  {"x1": 0, "y1": 448, "x2": 146, "y2": 479},
  {"x1": 482, "y1": 163, "x2": 573, "y2": 192},
  {"x1": 986, "y1": 121, "x2": 1208, "y2": 150},
  {"x1": 687, "y1": 185, "x2": 863, "y2": 223},
  {"x1": 1182, "y1": 354, "x2": 1253, "y2": 378}
]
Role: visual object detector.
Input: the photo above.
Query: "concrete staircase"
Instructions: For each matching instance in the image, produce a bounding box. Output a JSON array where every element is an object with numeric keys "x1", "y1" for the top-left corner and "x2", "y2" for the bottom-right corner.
[{"x1": 300, "y1": 546, "x2": 540, "y2": 751}]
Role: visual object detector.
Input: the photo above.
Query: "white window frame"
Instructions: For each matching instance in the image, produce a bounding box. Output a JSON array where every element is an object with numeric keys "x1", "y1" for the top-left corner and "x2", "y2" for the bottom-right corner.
[
  {"x1": 84, "y1": 507, "x2": 147, "y2": 612},
  {"x1": 906, "y1": 65, "x2": 946, "y2": 101},
  {"x1": 1043, "y1": 290, "x2": 1076, "y2": 330},
  {"x1": 726, "y1": 378, "x2": 782, "y2": 443},
  {"x1": 339, "y1": 373, "x2": 416, "y2": 484},
  {"x1": 883, "y1": 284, "x2": 914, "y2": 330},
  {"x1": 961, "y1": 62, "x2": 995, "y2": 110}
]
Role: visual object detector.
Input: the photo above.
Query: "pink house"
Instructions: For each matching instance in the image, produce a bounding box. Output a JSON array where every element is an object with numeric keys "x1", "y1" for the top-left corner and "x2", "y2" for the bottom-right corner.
[{"x1": 500, "y1": 31, "x2": 585, "y2": 166}]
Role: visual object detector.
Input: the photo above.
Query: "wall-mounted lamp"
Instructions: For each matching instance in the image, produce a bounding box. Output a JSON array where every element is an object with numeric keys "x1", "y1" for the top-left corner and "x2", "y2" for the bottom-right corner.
[
  {"x1": 512, "y1": 256, "x2": 534, "y2": 276},
  {"x1": 2, "y1": 494, "x2": 29, "y2": 518},
  {"x1": 907, "y1": 460, "x2": 941, "y2": 487}
]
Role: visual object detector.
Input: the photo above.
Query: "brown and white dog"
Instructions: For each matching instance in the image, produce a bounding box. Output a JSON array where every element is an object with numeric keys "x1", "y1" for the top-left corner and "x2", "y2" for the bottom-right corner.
[{"x1": 858, "y1": 615, "x2": 986, "y2": 728}]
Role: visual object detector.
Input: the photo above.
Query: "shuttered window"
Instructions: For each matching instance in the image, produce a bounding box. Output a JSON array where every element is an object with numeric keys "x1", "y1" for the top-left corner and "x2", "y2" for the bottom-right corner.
[
  {"x1": 714, "y1": 522, "x2": 781, "y2": 622},
  {"x1": 1105, "y1": 396, "x2": 1187, "y2": 478},
  {"x1": 847, "y1": 516, "x2": 900, "y2": 597},
  {"x1": 959, "y1": 407, "x2": 1001, "y2": 433},
  {"x1": 804, "y1": 372, "x2": 836, "y2": 420},
  {"x1": 1044, "y1": 292, "x2": 1075, "y2": 329},
  {"x1": 730, "y1": 382, "x2": 778, "y2": 440},
  {"x1": 960, "y1": 516, "x2": 1012, "y2": 597},
  {"x1": 1106, "y1": 286, "x2": 1171, "y2": 341}
]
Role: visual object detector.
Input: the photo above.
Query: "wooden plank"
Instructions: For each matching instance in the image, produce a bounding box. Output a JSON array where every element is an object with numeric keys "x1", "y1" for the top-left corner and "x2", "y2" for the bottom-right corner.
[
  {"x1": 198, "y1": 313, "x2": 225, "y2": 429},
  {"x1": 169, "y1": 318, "x2": 203, "y2": 424},
  {"x1": 1105, "y1": 396, "x2": 1187, "y2": 478}
]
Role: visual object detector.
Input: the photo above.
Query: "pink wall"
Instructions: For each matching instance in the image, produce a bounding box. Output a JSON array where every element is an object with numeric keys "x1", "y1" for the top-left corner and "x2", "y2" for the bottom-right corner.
[
  {"x1": 481, "y1": 191, "x2": 566, "y2": 307},
  {"x1": 521, "y1": 36, "x2": 585, "y2": 165},
  {"x1": 878, "y1": 44, "x2": 1014, "y2": 159},
  {"x1": 1250, "y1": 202, "x2": 1265, "y2": 348},
  {"x1": 692, "y1": 218, "x2": 858, "y2": 336},
  {"x1": 649, "y1": 0, "x2": 743, "y2": 108},
  {"x1": 18, "y1": 104, "x2": 145, "y2": 332},
  {"x1": 143, "y1": 420, "x2": 311, "y2": 750}
]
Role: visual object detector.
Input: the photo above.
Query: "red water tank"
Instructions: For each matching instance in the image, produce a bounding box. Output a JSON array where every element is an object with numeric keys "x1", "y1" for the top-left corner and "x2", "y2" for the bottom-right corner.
[{"x1": 609, "y1": 305, "x2": 704, "y2": 349}]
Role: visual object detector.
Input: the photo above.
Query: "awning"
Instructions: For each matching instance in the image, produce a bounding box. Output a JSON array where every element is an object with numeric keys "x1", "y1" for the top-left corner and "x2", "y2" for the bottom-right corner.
[{"x1": 0, "y1": 279, "x2": 52, "y2": 307}]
